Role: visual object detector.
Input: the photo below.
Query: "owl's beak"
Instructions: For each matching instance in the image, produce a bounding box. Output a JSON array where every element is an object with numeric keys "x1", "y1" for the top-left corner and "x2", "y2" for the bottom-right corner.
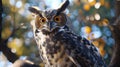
[{"x1": 47, "y1": 21, "x2": 57, "y2": 32}]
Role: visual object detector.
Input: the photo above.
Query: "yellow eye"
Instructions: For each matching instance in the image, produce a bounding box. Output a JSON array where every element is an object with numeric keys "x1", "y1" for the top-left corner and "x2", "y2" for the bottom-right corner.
[
  {"x1": 40, "y1": 18, "x2": 46, "y2": 23},
  {"x1": 54, "y1": 16, "x2": 61, "y2": 23}
]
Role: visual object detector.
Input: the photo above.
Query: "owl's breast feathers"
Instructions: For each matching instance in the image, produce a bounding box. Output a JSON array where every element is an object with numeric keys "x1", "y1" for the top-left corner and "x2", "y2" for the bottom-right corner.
[{"x1": 35, "y1": 26, "x2": 106, "y2": 67}]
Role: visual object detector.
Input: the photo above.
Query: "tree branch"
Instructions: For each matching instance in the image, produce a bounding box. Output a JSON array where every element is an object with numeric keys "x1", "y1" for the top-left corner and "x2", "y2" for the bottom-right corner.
[
  {"x1": 0, "y1": 0, "x2": 3, "y2": 43},
  {"x1": 0, "y1": 27, "x2": 21, "y2": 62},
  {"x1": 109, "y1": 25, "x2": 120, "y2": 67},
  {"x1": 109, "y1": 0, "x2": 120, "y2": 67},
  {"x1": 0, "y1": 0, "x2": 19, "y2": 63}
]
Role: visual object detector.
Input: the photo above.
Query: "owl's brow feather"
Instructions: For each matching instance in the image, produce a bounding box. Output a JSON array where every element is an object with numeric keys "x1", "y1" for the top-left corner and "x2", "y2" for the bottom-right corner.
[
  {"x1": 29, "y1": 6, "x2": 43, "y2": 17},
  {"x1": 57, "y1": 0, "x2": 69, "y2": 15}
]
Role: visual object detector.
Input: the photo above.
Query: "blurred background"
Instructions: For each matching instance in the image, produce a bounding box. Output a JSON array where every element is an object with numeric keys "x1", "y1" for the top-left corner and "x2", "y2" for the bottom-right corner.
[{"x1": 0, "y1": 0, "x2": 115, "y2": 67}]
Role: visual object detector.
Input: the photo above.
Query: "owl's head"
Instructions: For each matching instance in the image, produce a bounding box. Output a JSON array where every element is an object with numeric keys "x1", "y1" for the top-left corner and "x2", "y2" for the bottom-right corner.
[{"x1": 29, "y1": 0, "x2": 70, "y2": 34}]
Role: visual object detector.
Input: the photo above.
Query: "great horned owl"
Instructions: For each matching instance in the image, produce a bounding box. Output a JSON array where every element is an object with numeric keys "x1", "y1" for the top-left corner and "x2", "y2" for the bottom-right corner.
[{"x1": 29, "y1": 0, "x2": 106, "y2": 67}]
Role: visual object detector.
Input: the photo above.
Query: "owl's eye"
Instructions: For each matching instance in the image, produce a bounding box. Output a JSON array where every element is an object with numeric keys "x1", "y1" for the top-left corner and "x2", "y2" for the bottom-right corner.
[
  {"x1": 40, "y1": 18, "x2": 46, "y2": 23},
  {"x1": 54, "y1": 16, "x2": 61, "y2": 23}
]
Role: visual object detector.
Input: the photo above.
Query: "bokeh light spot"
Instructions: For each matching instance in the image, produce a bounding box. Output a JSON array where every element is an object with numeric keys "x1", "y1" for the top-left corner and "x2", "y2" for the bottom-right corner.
[
  {"x1": 94, "y1": 2, "x2": 101, "y2": 9},
  {"x1": 94, "y1": 13, "x2": 100, "y2": 20},
  {"x1": 16, "y1": 1, "x2": 22, "y2": 8},
  {"x1": 11, "y1": 48, "x2": 16, "y2": 53},
  {"x1": 9, "y1": 0, "x2": 15, "y2": 5}
]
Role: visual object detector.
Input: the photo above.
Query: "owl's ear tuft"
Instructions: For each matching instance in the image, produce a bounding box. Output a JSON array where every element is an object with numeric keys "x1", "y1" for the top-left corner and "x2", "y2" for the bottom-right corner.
[
  {"x1": 57, "y1": 0, "x2": 69, "y2": 15},
  {"x1": 28, "y1": 6, "x2": 42, "y2": 16}
]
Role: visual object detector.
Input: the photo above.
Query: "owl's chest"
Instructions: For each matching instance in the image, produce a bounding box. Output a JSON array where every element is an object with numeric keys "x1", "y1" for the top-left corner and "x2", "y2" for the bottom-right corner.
[{"x1": 35, "y1": 33, "x2": 75, "y2": 67}]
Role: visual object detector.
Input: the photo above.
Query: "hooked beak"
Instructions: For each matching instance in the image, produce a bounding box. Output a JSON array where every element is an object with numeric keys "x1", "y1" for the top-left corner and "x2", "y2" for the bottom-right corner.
[{"x1": 47, "y1": 21, "x2": 58, "y2": 32}]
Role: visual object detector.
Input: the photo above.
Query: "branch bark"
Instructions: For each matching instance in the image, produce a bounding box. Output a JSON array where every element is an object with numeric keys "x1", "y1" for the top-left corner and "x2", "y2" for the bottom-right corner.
[
  {"x1": 109, "y1": 0, "x2": 120, "y2": 67},
  {"x1": 0, "y1": 0, "x2": 2, "y2": 43},
  {"x1": 0, "y1": 0, "x2": 19, "y2": 63}
]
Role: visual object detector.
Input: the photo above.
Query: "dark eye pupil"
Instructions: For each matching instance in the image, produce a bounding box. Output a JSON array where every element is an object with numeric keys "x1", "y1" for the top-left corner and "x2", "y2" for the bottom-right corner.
[
  {"x1": 41, "y1": 19, "x2": 46, "y2": 22},
  {"x1": 42, "y1": 19, "x2": 45, "y2": 22},
  {"x1": 56, "y1": 18, "x2": 59, "y2": 21}
]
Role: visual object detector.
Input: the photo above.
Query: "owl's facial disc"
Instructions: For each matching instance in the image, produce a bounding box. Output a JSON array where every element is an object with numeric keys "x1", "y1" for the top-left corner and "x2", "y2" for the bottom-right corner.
[
  {"x1": 29, "y1": 0, "x2": 69, "y2": 33},
  {"x1": 41, "y1": 12, "x2": 67, "y2": 32}
]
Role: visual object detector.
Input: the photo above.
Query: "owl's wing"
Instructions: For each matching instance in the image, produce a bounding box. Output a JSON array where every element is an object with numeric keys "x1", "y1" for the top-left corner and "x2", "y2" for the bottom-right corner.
[{"x1": 54, "y1": 30, "x2": 106, "y2": 67}]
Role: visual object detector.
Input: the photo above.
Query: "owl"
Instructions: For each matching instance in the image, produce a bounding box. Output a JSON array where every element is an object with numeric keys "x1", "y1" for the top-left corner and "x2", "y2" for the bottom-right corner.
[{"x1": 29, "y1": 0, "x2": 106, "y2": 67}]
